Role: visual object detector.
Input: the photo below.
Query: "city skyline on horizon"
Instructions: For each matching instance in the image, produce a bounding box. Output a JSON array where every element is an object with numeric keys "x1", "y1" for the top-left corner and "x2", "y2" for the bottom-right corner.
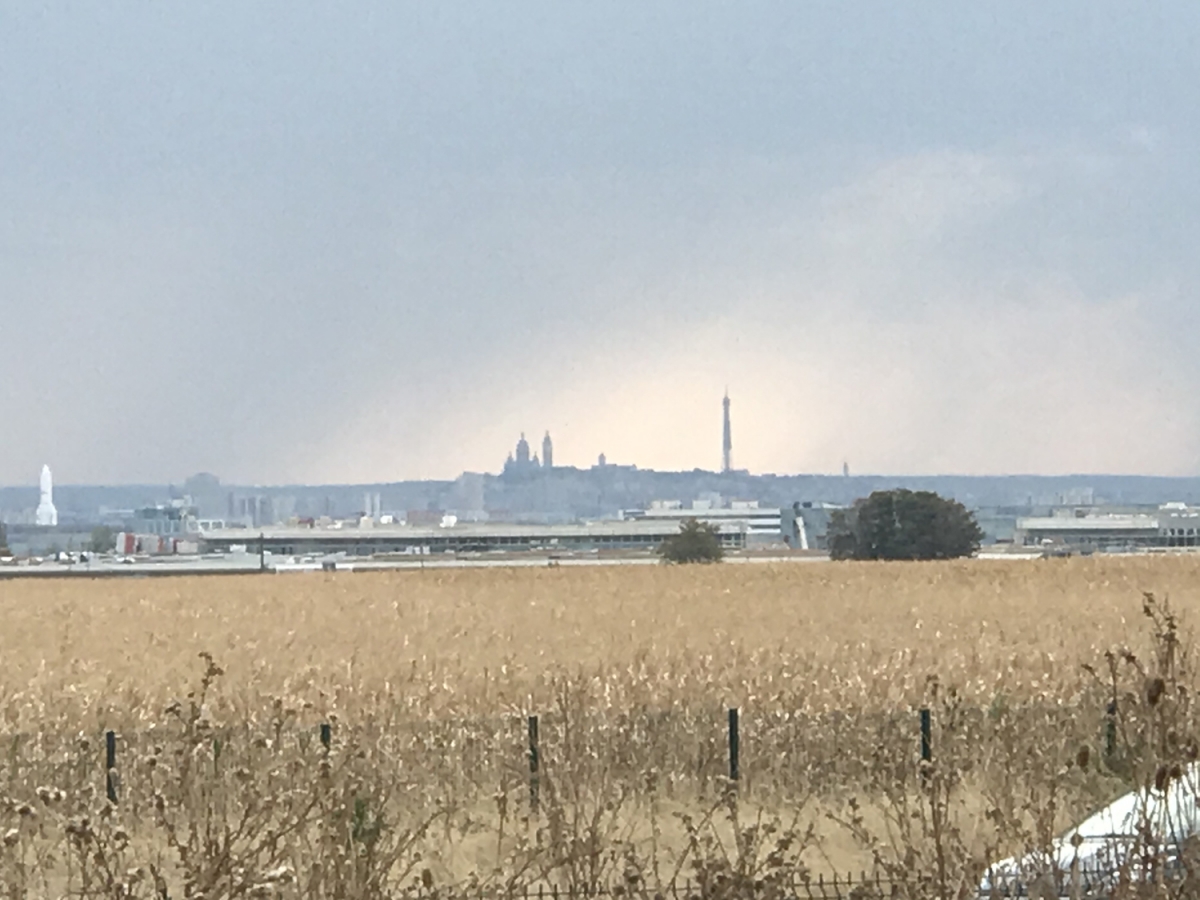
[{"x1": 13, "y1": 383, "x2": 1200, "y2": 490}]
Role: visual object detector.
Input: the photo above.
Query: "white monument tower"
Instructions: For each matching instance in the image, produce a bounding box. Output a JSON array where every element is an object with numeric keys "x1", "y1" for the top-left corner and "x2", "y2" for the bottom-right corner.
[{"x1": 35, "y1": 465, "x2": 58, "y2": 527}]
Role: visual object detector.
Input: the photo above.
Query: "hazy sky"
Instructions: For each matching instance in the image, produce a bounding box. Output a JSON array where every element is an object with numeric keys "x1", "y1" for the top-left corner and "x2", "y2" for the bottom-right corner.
[{"x1": 3, "y1": 3, "x2": 1199, "y2": 485}]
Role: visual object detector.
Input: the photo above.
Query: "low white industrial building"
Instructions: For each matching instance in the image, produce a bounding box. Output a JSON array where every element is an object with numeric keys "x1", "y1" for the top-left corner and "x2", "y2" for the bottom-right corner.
[
  {"x1": 620, "y1": 500, "x2": 785, "y2": 545},
  {"x1": 1016, "y1": 504, "x2": 1200, "y2": 551},
  {"x1": 199, "y1": 518, "x2": 749, "y2": 557}
]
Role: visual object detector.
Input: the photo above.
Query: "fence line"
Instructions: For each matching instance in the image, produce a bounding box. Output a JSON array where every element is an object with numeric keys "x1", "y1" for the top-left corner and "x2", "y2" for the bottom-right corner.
[
  {"x1": 2, "y1": 703, "x2": 1148, "y2": 895},
  {"x1": 401, "y1": 875, "x2": 903, "y2": 900},
  {"x1": 81, "y1": 707, "x2": 937, "y2": 810},
  {"x1": 363, "y1": 864, "x2": 1131, "y2": 900},
  {"x1": 2, "y1": 699, "x2": 1131, "y2": 815}
]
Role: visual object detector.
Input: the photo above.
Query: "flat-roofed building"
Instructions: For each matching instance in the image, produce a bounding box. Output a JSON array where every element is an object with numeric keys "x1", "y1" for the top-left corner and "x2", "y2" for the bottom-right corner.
[
  {"x1": 1016, "y1": 504, "x2": 1200, "y2": 551},
  {"x1": 1158, "y1": 505, "x2": 1200, "y2": 547},
  {"x1": 199, "y1": 518, "x2": 748, "y2": 558},
  {"x1": 132, "y1": 503, "x2": 200, "y2": 537},
  {"x1": 1016, "y1": 514, "x2": 1159, "y2": 550},
  {"x1": 621, "y1": 500, "x2": 785, "y2": 545}
]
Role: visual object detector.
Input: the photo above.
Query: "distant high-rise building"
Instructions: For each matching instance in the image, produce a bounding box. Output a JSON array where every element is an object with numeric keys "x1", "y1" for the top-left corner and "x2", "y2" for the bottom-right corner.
[
  {"x1": 722, "y1": 391, "x2": 733, "y2": 474},
  {"x1": 843, "y1": 461, "x2": 850, "y2": 478},
  {"x1": 516, "y1": 433, "x2": 531, "y2": 466},
  {"x1": 35, "y1": 465, "x2": 58, "y2": 527},
  {"x1": 542, "y1": 432, "x2": 554, "y2": 469}
]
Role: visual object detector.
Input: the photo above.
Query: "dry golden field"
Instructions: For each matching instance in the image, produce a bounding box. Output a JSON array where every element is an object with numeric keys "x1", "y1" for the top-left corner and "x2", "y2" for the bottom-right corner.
[{"x1": 3, "y1": 556, "x2": 1200, "y2": 897}]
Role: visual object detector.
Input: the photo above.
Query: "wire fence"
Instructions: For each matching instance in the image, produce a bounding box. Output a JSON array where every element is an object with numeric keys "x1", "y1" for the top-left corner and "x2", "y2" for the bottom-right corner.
[
  {"x1": 0, "y1": 699, "x2": 1117, "y2": 803},
  {"x1": 395, "y1": 875, "x2": 903, "y2": 899},
  {"x1": 0, "y1": 702, "x2": 1150, "y2": 897},
  {"x1": 315, "y1": 864, "x2": 1148, "y2": 900}
]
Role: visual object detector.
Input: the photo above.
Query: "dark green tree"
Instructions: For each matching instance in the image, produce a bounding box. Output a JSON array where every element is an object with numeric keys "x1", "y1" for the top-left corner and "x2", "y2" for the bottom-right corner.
[
  {"x1": 89, "y1": 525, "x2": 117, "y2": 554},
  {"x1": 0, "y1": 522, "x2": 8, "y2": 555},
  {"x1": 658, "y1": 518, "x2": 725, "y2": 564},
  {"x1": 827, "y1": 489, "x2": 983, "y2": 561}
]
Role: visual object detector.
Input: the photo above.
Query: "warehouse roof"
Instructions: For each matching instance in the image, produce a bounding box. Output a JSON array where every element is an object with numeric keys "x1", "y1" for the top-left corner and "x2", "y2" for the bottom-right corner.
[
  {"x1": 201, "y1": 519, "x2": 747, "y2": 542},
  {"x1": 1015, "y1": 515, "x2": 1159, "y2": 532}
]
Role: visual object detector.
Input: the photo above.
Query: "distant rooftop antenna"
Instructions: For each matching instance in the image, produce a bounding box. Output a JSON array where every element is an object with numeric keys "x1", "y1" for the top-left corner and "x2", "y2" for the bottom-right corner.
[{"x1": 721, "y1": 390, "x2": 732, "y2": 474}]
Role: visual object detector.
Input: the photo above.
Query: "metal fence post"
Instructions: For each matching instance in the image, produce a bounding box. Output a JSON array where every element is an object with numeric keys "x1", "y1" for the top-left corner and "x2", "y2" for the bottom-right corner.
[
  {"x1": 728, "y1": 708, "x2": 740, "y2": 783},
  {"x1": 920, "y1": 707, "x2": 932, "y2": 778},
  {"x1": 528, "y1": 715, "x2": 540, "y2": 813},
  {"x1": 1105, "y1": 700, "x2": 1117, "y2": 759},
  {"x1": 105, "y1": 730, "x2": 118, "y2": 804}
]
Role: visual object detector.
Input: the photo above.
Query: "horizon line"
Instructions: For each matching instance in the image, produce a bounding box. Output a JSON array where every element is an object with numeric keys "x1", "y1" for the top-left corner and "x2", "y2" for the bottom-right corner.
[{"x1": 5, "y1": 470, "x2": 1200, "y2": 491}]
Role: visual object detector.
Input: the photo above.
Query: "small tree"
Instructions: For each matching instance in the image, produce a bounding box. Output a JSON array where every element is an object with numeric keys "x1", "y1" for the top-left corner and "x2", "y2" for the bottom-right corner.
[
  {"x1": 658, "y1": 518, "x2": 724, "y2": 564},
  {"x1": 0, "y1": 523, "x2": 8, "y2": 556},
  {"x1": 827, "y1": 489, "x2": 982, "y2": 561},
  {"x1": 89, "y1": 525, "x2": 117, "y2": 554}
]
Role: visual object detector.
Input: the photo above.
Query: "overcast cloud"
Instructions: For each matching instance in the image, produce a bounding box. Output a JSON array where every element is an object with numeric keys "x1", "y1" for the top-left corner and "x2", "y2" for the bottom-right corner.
[{"x1": 2, "y1": 3, "x2": 1199, "y2": 485}]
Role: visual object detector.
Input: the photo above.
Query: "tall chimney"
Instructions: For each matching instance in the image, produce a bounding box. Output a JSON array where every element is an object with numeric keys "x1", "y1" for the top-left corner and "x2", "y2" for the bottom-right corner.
[{"x1": 722, "y1": 391, "x2": 732, "y2": 474}]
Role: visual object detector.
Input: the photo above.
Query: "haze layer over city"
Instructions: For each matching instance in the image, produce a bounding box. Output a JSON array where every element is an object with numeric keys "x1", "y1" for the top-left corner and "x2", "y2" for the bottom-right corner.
[{"x1": 4, "y1": 3, "x2": 1200, "y2": 491}]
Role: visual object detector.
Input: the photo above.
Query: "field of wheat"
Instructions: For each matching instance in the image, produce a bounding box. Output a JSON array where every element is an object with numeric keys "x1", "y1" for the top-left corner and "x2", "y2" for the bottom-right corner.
[{"x1": 3, "y1": 556, "x2": 1200, "y2": 898}]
